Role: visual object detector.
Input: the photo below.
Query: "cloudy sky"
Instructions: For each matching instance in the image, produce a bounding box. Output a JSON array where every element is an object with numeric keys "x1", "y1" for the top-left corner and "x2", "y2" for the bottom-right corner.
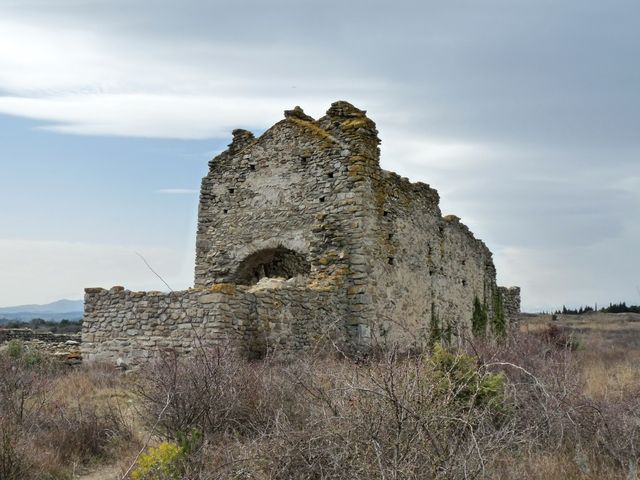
[{"x1": 1, "y1": 0, "x2": 638, "y2": 311}]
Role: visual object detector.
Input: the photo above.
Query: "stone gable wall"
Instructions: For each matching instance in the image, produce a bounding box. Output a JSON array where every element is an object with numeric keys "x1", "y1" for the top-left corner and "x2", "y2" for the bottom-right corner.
[{"x1": 195, "y1": 112, "x2": 359, "y2": 289}]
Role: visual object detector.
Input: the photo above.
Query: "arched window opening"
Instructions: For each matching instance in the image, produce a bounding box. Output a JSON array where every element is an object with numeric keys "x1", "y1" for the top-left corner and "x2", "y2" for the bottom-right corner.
[{"x1": 233, "y1": 247, "x2": 310, "y2": 285}]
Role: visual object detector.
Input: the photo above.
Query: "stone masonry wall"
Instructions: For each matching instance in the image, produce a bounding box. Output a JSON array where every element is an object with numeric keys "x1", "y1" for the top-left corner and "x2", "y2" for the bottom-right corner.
[
  {"x1": 499, "y1": 286, "x2": 522, "y2": 324},
  {"x1": 360, "y1": 169, "x2": 501, "y2": 347},
  {"x1": 82, "y1": 281, "x2": 349, "y2": 365}
]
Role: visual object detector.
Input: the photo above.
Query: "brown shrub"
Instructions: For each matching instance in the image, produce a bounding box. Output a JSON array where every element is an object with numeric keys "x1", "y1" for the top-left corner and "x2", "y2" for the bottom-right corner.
[
  {"x1": 0, "y1": 418, "x2": 32, "y2": 480},
  {"x1": 467, "y1": 329, "x2": 640, "y2": 479},
  {"x1": 137, "y1": 346, "x2": 515, "y2": 479},
  {"x1": 0, "y1": 350, "x2": 136, "y2": 479},
  {"x1": 133, "y1": 328, "x2": 640, "y2": 480}
]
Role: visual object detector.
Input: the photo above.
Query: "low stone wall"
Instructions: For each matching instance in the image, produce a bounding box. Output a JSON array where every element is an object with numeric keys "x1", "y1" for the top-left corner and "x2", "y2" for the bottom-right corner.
[
  {"x1": 82, "y1": 281, "x2": 349, "y2": 365},
  {"x1": 0, "y1": 328, "x2": 80, "y2": 344}
]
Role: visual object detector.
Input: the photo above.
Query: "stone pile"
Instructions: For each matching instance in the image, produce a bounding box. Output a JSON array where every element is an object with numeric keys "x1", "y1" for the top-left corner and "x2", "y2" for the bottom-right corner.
[{"x1": 0, "y1": 329, "x2": 82, "y2": 364}]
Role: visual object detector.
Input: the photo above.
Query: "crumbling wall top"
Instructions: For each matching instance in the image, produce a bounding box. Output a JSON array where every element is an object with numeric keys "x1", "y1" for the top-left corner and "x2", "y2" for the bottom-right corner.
[
  {"x1": 228, "y1": 128, "x2": 256, "y2": 154},
  {"x1": 284, "y1": 105, "x2": 315, "y2": 122}
]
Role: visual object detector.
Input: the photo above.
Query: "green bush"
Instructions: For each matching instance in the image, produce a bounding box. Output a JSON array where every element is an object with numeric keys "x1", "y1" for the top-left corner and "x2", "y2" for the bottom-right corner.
[
  {"x1": 22, "y1": 350, "x2": 44, "y2": 367},
  {"x1": 4, "y1": 340, "x2": 44, "y2": 367},
  {"x1": 429, "y1": 303, "x2": 441, "y2": 347},
  {"x1": 6, "y1": 340, "x2": 22, "y2": 359},
  {"x1": 430, "y1": 343, "x2": 506, "y2": 409}
]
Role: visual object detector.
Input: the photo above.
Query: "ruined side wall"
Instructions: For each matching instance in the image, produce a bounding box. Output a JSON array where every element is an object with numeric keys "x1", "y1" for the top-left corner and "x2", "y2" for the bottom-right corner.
[
  {"x1": 82, "y1": 282, "x2": 350, "y2": 365},
  {"x1": 441, "y1": 216, "x2": 501, "y2": 335},
  {"x1": 0, "y1": 329, "x2": 80, "y2": 344},
  {"x1": 363, "y1": 171, "x2": 500, "y2": 347},
  {"x1": 499, "y1": 286, "x2": 521, "y2": 324}
]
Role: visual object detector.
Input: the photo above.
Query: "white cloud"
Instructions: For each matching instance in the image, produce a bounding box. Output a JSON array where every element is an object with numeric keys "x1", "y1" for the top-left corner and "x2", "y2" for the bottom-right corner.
[
  {"x1": 0, "y1": 238, "x2": 194, "y2": 306},
  {"x1": 0, "y1": 16, "x2": 387, "y2": 138},
  {"x1": 0, "y1": 93, "x2": 296, "y2": 138},
  {"x1": 611, "y1": 176, "x2": 640, "y2": 194},
  {"x1": 380, "y1": 132, "x2": 490, "y2": 171}
]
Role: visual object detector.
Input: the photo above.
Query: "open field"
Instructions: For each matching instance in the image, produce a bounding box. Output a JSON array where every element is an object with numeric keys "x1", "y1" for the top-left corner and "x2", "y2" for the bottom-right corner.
[
  {"x1": 519, "y1": 312, "x2": 640, "y2": 401},
  {"x1": 520, "y1": 311, "x2": 640, "y2": 345}
]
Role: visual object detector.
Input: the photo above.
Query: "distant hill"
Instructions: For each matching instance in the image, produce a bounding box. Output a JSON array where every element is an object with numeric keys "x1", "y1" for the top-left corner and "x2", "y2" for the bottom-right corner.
[{"x1": 0, "y1": 299, "x2": 83, "y2": 322}]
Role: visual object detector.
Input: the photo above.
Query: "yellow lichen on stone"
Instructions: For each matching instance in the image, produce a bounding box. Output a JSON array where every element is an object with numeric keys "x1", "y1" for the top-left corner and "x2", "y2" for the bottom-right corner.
[
  {"x1": 347, "y1": 286, "x2": 363, "y2": 295},
  {"x1": 209, "y1": 283, "x2": 237, "y2": 295},
  {"x1": 347, "y1": 153, "x2": 378, "y2": 178},
  {"x1": 401, "y1": 192, "x2": 414, "y2": 209},
  {"x1": 84, "y1": 287, "x2": 105, "y2": 294},
  {"x1": 341, "y1": 117, "x2": 372, "y2": 130},
  {"x1": 373, "y1": 183, "x2": 388, "y2": 216},
  {"x1": 287, "y1": 117, "x2": 336, "y2": 147},
  {"x1": 444, "y1": 214, "x2": 461, "y2": 222},
  {"x1": 318, "y1": 250, "x2": 340, "y2": 265},
  {"x1": 347, "y1": 163, "x2": 365, "y2": 177},
  {"x1": 308, "y1": 266, "x2": 351, "y2": 291}
]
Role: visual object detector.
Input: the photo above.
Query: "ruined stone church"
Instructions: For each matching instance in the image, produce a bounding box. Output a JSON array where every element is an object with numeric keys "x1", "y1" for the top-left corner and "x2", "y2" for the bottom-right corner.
[{"x1": 82, "y1": 101, "x2": 520, "y2": 364}]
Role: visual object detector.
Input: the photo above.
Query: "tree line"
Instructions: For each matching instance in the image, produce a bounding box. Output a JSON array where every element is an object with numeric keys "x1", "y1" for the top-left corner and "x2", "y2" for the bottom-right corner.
[
  {"x1": 0, "y1": 318, "x2": 83, "y2": 334},
  {"x1": 554, "y1": 302, "x2": 640, "y2": 315}
]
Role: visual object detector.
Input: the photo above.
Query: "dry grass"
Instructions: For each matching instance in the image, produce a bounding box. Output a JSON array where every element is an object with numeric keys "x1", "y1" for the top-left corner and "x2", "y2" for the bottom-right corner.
[
  {"x1": 0, "y1": 345, "x2": 140, "y2": 480},
  {"x1": 520, "y1": 312, "x2": 640, "y2": 400}
]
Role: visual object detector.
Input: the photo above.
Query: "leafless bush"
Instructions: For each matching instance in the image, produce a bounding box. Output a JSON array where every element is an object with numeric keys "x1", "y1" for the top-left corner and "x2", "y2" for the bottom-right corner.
[
  {"x1": 0, "y1": 350, "x2": 60, "y2": 425},
  {"x1": 134, "y1": 327, "x2": 640, "y2": 479},
  {"x1": 0, "y1": 418, "x2": 32, "y2": 480},
  {"x1": 38, "y1": 398, "x2": 132, "y2": 464},
  {"x1": 0, "y1": 350, "x2": 136, "y2": 479},
  {"x1": 136, "y1": 347, "x2": 306, "y2": 439},
  {"x1": 468, "y1": 329, "x2": 640, "y2": 478},
  {"x1": 5, "y1": 317, "x2": 638, "y2": 479},
  {"x1": 137, "y1": 346, "x2": 517, "y2": 479}
]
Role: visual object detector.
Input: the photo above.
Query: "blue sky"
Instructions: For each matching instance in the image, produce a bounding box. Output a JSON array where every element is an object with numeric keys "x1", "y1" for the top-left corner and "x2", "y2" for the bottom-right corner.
[
  {"x1": 0, "y1": 113, "x2": 218, "y2": 304},
  {"x1": 0, "y1": 0, "x2": 639, "y2": 311}
]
